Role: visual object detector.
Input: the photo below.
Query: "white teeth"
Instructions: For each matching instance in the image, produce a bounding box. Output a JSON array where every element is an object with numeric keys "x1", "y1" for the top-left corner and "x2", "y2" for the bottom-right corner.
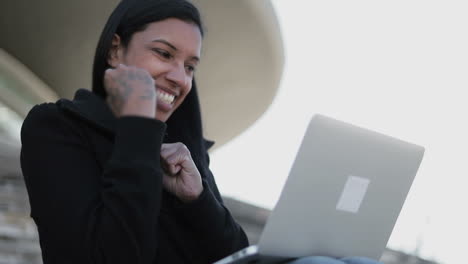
[{"x1": 157, "y1": 91, "x2": 175, "y2": 104}]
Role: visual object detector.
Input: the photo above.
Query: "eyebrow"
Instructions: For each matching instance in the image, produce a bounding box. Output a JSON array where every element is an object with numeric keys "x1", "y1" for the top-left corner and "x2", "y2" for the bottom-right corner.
[{"x1": 151, "y1": 39, "x2": 200, "y2": 63}]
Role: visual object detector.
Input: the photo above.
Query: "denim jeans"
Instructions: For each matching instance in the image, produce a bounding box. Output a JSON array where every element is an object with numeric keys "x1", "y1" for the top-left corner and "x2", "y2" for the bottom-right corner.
[{"x1": 286, "y1": 256, "x2": 382, "y2": 264}]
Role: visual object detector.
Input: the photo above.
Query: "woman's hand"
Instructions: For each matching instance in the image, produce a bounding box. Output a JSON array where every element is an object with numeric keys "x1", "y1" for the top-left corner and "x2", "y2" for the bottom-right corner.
[
  {"x1": 104, "y1": 64, "x2": 157, "y2": 118},
  {"x1": 160, "y1": 143, "x2": 203, "y2": 202}
]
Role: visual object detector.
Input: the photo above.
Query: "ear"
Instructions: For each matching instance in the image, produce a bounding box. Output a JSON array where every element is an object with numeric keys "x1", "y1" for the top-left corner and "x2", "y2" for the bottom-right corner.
[{"x1": 107, "y1": 34, "x2": 123, "y2": 68}]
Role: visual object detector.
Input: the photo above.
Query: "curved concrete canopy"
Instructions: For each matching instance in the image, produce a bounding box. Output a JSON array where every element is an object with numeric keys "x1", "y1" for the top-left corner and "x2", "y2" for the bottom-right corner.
[
  {"x1": 0, "y1": 49, "x2": 59, "y2": 117},
  {"x1": 0, "y1": 0, "x2": 284, "y2": 148}
]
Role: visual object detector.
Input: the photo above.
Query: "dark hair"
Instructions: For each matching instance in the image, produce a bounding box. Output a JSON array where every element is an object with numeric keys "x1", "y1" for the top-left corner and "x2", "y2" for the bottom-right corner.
[{"x1": 92, "y1": 0, "x2": 210, "y2": 175}]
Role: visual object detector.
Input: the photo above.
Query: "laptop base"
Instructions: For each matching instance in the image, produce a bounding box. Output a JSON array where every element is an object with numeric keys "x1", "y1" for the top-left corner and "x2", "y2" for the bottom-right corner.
[{"x1": 214, "y1": 246, "x2": 294, "y2": 264}]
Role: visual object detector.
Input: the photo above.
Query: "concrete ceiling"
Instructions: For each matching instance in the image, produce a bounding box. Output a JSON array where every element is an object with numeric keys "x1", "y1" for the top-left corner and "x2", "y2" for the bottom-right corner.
[{"x1": 0, "y1": 0, "x2": 284, "y2": 148}]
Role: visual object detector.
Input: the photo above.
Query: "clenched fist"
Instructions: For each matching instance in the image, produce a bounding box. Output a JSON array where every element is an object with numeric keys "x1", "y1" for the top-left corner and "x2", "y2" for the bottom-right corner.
[
  {"x1": 160, "y1": 143, "x2": 203, "y2": 202},
  {"x1": 104, "y1": 64, "x2": 157, "y2": 118}
]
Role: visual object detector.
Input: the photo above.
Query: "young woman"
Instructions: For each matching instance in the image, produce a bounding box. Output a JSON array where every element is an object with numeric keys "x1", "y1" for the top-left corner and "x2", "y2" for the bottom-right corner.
[{"x1": 20, "y1": 0, "x2": 381, "y2": 263}]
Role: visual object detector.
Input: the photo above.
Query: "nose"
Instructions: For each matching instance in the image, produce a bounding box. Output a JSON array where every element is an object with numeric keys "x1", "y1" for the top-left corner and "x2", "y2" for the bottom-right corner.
[{"x1": 166, "y1": 63, "x2": 188, "y2": 88}]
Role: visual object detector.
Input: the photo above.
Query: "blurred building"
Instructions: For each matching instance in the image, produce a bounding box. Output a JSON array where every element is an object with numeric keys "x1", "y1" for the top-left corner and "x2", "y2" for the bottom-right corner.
[{"x1": 0, "y1": 1, "x2": 439, "y2": 263}]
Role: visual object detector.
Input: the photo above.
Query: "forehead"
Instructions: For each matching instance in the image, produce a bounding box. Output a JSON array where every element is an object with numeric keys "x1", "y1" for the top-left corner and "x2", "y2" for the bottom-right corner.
[{"x1": 133, "y1": 18, "x2": 202, "y2": 56}]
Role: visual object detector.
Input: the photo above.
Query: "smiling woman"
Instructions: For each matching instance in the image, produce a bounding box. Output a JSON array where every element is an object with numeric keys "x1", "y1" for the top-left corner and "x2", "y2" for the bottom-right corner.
[
  {"x1": 19, "y1": 1, "x2": 248, "y2": 263},
  {"x1": 17, "y1": 1, "x2": 383, "y2": 264}
]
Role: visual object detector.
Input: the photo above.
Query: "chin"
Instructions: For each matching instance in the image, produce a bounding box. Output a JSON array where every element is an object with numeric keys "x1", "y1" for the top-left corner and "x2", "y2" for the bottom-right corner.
[{"x1": 156, "y1": 111, "x2": 170, "y2": 123}]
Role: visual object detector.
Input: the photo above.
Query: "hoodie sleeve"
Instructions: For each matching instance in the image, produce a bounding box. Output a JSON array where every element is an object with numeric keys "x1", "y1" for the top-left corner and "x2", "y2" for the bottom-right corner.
[
  {"x1": 172, "y1": 155, "x2": 249, "y2": 263},
  {"x1": 20, "y1": 103, "x2": 166, "y2": 264}
]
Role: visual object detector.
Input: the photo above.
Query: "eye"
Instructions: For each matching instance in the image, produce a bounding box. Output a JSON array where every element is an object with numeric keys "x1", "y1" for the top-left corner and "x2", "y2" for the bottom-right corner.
[
  {"x1": 185, "y1": 64, "x2": 196, "y2": 73},
  {"x1": 152, "y1": 48, "x2": 172, "y2": 59}
]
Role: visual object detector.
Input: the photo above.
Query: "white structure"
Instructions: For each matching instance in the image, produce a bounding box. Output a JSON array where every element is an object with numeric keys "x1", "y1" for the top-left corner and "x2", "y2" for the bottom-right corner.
[{"x1": 0, "y1": 0, "x2": 284, "y2": 147}]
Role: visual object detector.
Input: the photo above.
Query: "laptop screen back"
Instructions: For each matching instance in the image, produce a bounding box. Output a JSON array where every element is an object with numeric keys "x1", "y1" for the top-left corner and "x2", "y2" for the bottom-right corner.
[{"x1": 258, "y1": 114, "x2": 425, "y2": 260}]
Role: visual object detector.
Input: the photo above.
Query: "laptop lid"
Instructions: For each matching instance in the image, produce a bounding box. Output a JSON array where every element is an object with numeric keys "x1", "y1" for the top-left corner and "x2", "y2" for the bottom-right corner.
[{"x1": 257, "y1": 114, "x2": 424, "y2": 260}]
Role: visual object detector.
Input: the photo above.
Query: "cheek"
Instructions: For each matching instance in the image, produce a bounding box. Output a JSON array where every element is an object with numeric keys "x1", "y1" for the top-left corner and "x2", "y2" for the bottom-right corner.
[
  {"x1": 178, "y1": 83, "x2": 192, "y2": 104},
  {"x1": 139, "y1": 56, "x2": 163, "y2": 72},
  {"x1": 126, "y1": 52, "x2": 163, "y2": 72},
  {"x1": 122, "y1": 54, "x2": 146, "y2": 69},
  {"x1": 184, "y1": 82, "x2": 193, "y2": 96}
]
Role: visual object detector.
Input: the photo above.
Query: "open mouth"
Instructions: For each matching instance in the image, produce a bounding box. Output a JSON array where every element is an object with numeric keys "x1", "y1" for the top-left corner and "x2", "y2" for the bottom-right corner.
[{"x1": 157, "y1": 90, "x2": 176, "y2": 105}]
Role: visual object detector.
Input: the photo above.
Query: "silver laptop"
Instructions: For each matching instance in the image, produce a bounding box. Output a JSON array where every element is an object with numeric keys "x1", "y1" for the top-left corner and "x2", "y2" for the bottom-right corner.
[{"x1": 215, "y1": 114, "x2": 425, "y2": 264}]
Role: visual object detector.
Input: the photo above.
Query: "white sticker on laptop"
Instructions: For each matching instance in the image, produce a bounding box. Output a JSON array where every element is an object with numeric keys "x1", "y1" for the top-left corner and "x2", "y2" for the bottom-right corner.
[{"x1": 336, "y1": 175, "x2": 370, "y2": 213}]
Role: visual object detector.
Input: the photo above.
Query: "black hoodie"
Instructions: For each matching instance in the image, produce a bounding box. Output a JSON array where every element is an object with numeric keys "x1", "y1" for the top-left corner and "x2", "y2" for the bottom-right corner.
[{"x1": 20, "y1": 88, "x2": 248, "y2": 264}]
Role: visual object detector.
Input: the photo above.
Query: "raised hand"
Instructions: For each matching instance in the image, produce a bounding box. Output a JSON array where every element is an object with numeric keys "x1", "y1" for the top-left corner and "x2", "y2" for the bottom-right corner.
[
  {"x1": 104, "y1": 64, "x2": 157, "y2": 118},
  {"x1": 160, "y1": 143, "x2": 203, "y2": 203}
]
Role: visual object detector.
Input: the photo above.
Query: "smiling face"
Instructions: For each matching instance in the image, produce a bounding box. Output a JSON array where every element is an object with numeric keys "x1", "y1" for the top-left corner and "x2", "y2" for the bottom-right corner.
[{"x1": 107, "y1": 18, "x2": 202, "y2": 122}]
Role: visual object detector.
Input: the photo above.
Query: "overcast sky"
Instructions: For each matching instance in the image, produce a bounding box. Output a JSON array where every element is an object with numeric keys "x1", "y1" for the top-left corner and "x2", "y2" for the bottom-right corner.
[{"x1": 210, "y1": 1, "x2": 468, "y2": 263}]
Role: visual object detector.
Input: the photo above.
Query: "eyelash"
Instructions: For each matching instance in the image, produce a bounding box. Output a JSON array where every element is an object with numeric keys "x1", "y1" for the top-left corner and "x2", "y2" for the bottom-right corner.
[
  {"x1": 153, "y1": 48, "x2": 172, "y2": 59},
  {"x1": 152, "y1": 48, "x2": 196, "y2": 73},
  {"x1": 186, "y1": 65, "x2": 196, "y2": 73}
]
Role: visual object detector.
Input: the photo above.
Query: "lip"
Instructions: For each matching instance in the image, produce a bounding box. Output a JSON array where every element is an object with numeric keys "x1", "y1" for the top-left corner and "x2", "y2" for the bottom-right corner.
[
  {"x1": 156, "y1": 84, "x2": 178, "y2": 112},
  {"x1": 156, "y1": 84, "x2": 179, "y2": 97},
  {"x1": 157, "y1": 97, "x2": 173, "y2": 112}
]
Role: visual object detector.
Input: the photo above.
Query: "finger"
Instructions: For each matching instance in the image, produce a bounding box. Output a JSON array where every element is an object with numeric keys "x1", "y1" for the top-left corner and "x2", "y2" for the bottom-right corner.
[
  {"x1": 160, "y1": 143, "x2": 180, "y2": 158},
  {"x1": 104, "y1": 68, "x2": 114, "y2": 80},
  {"x1": 161, "y1": 142, "x2": 185, "y2": 151},
  {"x1": 166, "y1": 150, "x2": 196, "y2": 172},
  {"x1": 161, "y1": 143, "x2": 190, "y2": 161},
  {"x1": 161, "y1": 143, "x2": 197, "y2": 173},
  {"x1": 167, "y1": 163, "x2": 181, "y2": 175},
  {"x1": 160, "y1": 156, "x2": 182, "y2": 175},
  {"x1": 166, "y1": 151, "x2": 189, "y2": 166}
]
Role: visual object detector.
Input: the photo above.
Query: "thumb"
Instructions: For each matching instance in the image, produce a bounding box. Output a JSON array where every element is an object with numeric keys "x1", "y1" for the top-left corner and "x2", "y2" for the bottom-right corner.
[{"x1": 161, "y1": 157, "x2": 181, "y2": 175}]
